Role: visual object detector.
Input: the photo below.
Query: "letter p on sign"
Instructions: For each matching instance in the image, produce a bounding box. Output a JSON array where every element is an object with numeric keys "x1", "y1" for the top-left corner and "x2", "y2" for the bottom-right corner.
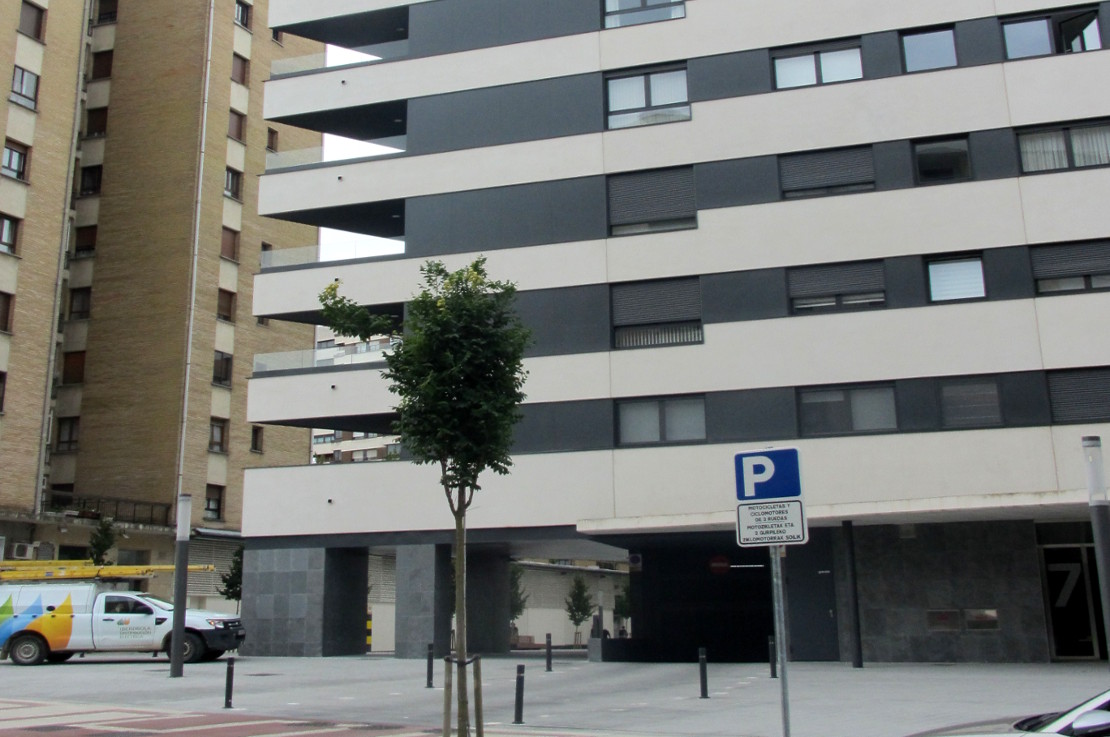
[{"x1": 740, "y1": 456, "x2": 775, "y2": 497}]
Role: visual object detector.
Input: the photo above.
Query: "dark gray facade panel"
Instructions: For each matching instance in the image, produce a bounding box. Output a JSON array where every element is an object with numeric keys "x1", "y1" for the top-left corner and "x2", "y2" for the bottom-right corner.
[
  {"x1": 512, "y1": 400, "x2": 615, "y2": 454},
  {"x1": 404, "y1": 177, "x2": 608, "y2": 257},
  {"x1": 515, "y1": 285, "x2": 610, "y2": 358},
  {"x1": 322, "y1": 548, "x2": 369, "y2": 656},
  {"x1": 873, "y1": 140, "x2": 914, "y2": 191},
  {"x1": 999, "y1": 372, "x2": 1052, "y2": 427},
  {"x1": 695, "y1": 157, "x2": 781, "y2": 209},
  {"x1": 969, "y1": 129, "x2": 1020, "y2": 181},
  {"x1": 706, "y1": 388, "x2": 797, "y2": 442},
  {"x1": 861, "y1": 31, "x2": 904, "y2": 79},
  {"x1": 984, "y1": 246, "x2": 1036, "y2": 301},
  {"x1": 955, "y1": 18, "x2": 1004, "y2": 67},
  {"x1": 407, "y1": 74, "x2": 603, "y2": 155},
  {"x1": 395, "y1": 544, "x2": 453, "y2": 658},
  {"x1": 688, "y1": 50, "x2": 772, "y2": 101},
  {"x1": 1102, "y1": 3, "x2": 1110, "y2": 48},
  {"x1": 884, "y1": 257, "x2": 928, "y2": 309},
  {"x1": 408, "y1": 0, "x2": 600, "y2": 57},
  {"x1": 702, "y1": 269, "x2": 789, "y2": 323},
  {"x1": 895, "y1": 378, "x2": 940, "y2": 433}
]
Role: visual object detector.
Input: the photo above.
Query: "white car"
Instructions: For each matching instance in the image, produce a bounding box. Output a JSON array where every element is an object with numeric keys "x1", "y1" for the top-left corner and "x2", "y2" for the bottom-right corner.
[{"x1": 909, "y1": 690, "x2": 1110, "y2": 737}]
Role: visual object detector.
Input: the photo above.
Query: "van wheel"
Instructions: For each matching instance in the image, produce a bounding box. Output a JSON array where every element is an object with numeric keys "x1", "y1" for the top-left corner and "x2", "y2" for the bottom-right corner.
[
  {"x1": 9, "y1": 634, "x2": 47, "y2": 665},
  {"x1": 182, "y1": 633, "x2": 205, "y2": 664},
  {"x1": 46, "y1": 653, "x2": 74, "y2": 663}
]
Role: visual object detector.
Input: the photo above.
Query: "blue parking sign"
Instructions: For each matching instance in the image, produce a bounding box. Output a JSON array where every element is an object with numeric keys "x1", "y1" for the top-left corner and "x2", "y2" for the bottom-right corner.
[{"x1": 735, "y1": 448, "x2": 801, "y2": 501}]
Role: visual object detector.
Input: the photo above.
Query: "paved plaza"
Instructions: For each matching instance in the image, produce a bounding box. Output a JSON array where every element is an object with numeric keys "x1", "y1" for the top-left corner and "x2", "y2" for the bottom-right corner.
[{"x1": 1, "y1": 652, "x2": 1108, "y2": 736}]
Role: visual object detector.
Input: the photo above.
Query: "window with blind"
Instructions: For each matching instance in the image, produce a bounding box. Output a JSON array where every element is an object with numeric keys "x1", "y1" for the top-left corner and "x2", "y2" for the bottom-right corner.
[
  {"x1": 618, "y1": 396, "x2": 705, "y2": 445},
  {"x1": 611, "y1": 277, "x2": 702, "y2": 349},
  {"x1": 1032, "y1": 241, "x2": 1110, "y2": 293},
  {"x1": 1004, "y1": 7, "x2": 1101, "y2": 59},
  {"x1": 1018, "y1": 121, "x2": 1110, "y2": 173},
  {"x1": 779, "y1": 146, "x2": 875, "y2": 199},
  {"x1": 788, "y1": 261, "x2": 885, "y2": 313},
  {"x1": 940, "y1": 379, "x2": 1003, "y2": 428},
  {"x1": 773, "y1": 42, "x2": 862, "y2": 89},
  {"x1": 604, "y1": 0, "x2": 685, "y2": 29},
  {"x1": 62, "y1": 351, "x2": 86, "y2": 385},
  {"x1": 0, "y1": 291, "x2": 12, "y2": 332},
  {"x1": 928, "y1": 257, "x2": 985, "y2": 302},
  {"x1": 606, "y1": 66, "x2": 690, "y2": 129},
  {"x1": 799, "y1": 385, "x2": 897, "y2": 436},
  {"x1": 608, "y1": 167, "x2": 697, "y2": 235},
  {"x1": 1048, "y1": 368, "x2": 1110, "y2": 422},
  {"x1": 221, "y1": 227, "x2": 239, "y2": 261}
]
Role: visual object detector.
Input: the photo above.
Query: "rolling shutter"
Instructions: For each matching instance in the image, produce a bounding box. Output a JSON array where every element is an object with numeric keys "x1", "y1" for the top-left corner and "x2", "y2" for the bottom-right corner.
[
  {"x1": 787, "y1": 261, "x2": 884, "y2": 297},
  {"x1": 1030, "y1": 242, "x2": 1110, "y2": 279},
  {"x1": 780, "y1": 147, "x2": 874, "y2": 194},
  {"x1": 608, "y1": 167, "x2": 696, "y2": 226},
  {"x1": 1048, "y1": 368, "x2": 1110, "y2": 422},
  {"x1": 612, "y1": 278, "x2": 701, "y2": 325}
]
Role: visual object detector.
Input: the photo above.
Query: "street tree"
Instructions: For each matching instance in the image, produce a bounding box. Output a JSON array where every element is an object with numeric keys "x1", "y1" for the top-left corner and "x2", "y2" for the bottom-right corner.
[
  {"x1": 88, "y1": 518, "x2": 116, "y2": 566},
  {"x1": 319, "y1": 258, "x2": 529, "y2": 736},
  {"x1": 220, "y1": 546, "x2": 244, "y2": 611},
  {"x1": 509, "y1": 563, "x2": 529, "y2": 625},
  {"x1": 565, "y1": 574, "x2": 594, "y2": 643}
]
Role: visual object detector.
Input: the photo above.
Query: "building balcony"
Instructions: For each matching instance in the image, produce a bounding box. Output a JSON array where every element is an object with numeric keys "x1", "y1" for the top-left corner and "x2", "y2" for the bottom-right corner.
[{"x1": 47, "y1": 491, "x2": 172, "y2": 527}]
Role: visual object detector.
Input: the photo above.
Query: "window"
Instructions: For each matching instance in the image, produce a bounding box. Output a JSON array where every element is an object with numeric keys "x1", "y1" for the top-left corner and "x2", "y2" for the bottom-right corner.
[
  {"x1": 780, "y1": 146, "x2": 875, "y2": 199},
  {"x1": 209, "y1": 417, "x2": 229, "y2": 452},
  {"x1": 940, "y1": 379, "x2": 1002, "y2": 428},
  {"x1": 231, "y1": 54, "x2": 249, "y2": 84},
  {"x1": 774, "y1": 43, "x2": 862, "y2": 89},
  {"x1": 902, "y1": 28, "x2": 957, "y2": 72},
  {"x1": 62, "y1": 351, "x2": 85, "y2": 384},
  {"x1": 56, "y1": 417, "x2": 79, "y2": 452},
  {"x1": 86, "y1": 107, "x2": 108, "y2": 137},
  {"x1": 0, "y1": 215, "x2": 18, "y2": 255},
  {"x1": 618, "y1": 396, "x2": 706, "y2": 445},
  {"x1": 251, "y1": 425, "x2": 264, "y2": 452},
  {"x1": 0, "y1": 371, "x2": 5, "y2": 412},
  {"x1": 928, "y1": 257, "x2": 985, "y2": 302},
  {"x1": 1018, "y1": 121, "x2": 1110, "y2": 173},
  {"x1": 788, "y1": 261, "x2": 885, "y2": 313},
  {"x1": 0, "y1": 291, "x2": 11, "y2": 332},
  {"x1": 606, "y1": 66, "x2": 690, "y2": 129},
  {"x1": 80, "y1": 165, "x2": 103, "y2": 195},
  {"x1": 205, "y1": 484, "x2": 224, "y2": 520},
  {"x1": 1032, "y1": 241, "x2": 1110, "y2": 293},
  {"x1": 224, "y1": 167, "x2": 242, "y2": 199},
  {"x1": 316, "y1": 338, "x2": 335, "y2": 349},
  {"x1": 234, "y1": 1, "x2": 251, "y2": 29},
  {"x1": 799, "y1": 385, "x2": 897, "y2": 436},
  {"x1": 213, "y1": 350, "x2": 233, "y2": 386},
  {"x1": 19, "y1": 3, "x2": 44, "y2": 40},
  {"x1": 10, "y1": 66, "x2": 39, "y2": 108},
  {"x1": 75, "y1": 225, "x2": 97, "y2": 255},
  {"x1": 2, "y1": 141, "x2": 28, "y2": 181},
  {"x1": 1049, "y1": 368, "x2": 1110, "y2": 422},
  {"x1": 69, "y1": 287, "x2": 91, "y2": 319},
  {"x1": 611, "y1": 278, "x2": 702, "y2": 348},
  {"x1": 96, "y1": 0, "x2": 117, "y2": 24},
  {"x1": 1004, "y1": 8, "x2": 1101, "y2": 59},
  {"x1": 217, "y1": 289, "x2": 236, "y2": 321},
  {"x1": 271, "y1": 28, "x2": 284, "y2": 43},
  {"x1": 221, "y1": 227, "x2": 239, "y2": 260},
  {"x1": 266, "y1": 127, "x2": 279, "y2": 152},
  {"x1": 313, "y1": 432, "x2": 336, "y2": 444},
  {"x1": 604, "y1": 0, "x2": 685, "y2": 29},
  {"x1": 914, "y1": 137, "x2": 970, "y2": 183},
  {"x1": 90, "y1": 50, "x2": 113, "y2": 80},
  {"x1": 228, "y1": 110, "x2": 246, "y2": 141},
  {"x1": 607, "y1": 166, "x2": 697, "y2": 235}
]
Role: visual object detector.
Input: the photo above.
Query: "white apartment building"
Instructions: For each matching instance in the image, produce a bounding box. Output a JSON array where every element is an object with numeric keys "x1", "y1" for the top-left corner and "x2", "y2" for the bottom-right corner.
[{"x1": 243, "y1": 0, "x2": 1110, "y2": 662}]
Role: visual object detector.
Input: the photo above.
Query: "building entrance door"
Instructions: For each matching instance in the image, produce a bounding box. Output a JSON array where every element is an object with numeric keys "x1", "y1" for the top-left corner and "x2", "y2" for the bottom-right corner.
[{"x1": 1041, "y1": 545, "x2": 1104, "y2": 660}]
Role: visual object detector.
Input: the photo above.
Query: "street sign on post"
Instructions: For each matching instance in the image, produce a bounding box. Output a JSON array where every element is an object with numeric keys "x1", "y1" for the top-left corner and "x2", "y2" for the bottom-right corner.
[{"x1": 734, "y1": 448, "x2": 808, "y2": 548}]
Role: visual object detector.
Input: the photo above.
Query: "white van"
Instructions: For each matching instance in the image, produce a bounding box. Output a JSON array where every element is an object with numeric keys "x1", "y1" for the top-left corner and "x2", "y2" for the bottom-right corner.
[{"x1": 0, "y1": 582, "x2": 245, "y2": 665}]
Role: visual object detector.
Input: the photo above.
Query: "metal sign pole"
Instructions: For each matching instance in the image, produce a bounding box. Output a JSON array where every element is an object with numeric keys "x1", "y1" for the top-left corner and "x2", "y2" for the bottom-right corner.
[{"x1": 770, "y1": 545, "x2": 790, "y2": 737}]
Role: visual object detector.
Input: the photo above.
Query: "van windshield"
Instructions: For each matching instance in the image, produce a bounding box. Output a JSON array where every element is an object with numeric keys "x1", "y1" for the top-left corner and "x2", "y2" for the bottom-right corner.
[{"x1": 137, "y1": 594, "x2": 174, "y2": 610}]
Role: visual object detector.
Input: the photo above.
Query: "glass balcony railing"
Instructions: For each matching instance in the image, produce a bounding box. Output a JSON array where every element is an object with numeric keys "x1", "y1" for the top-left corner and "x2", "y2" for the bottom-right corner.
[
  {"x1": 270, "y1": 40, "x2": 410, "y2": 77},
  {"x1": 265, "y1": 135, "x2": 406, "y2": 172},
  {"x1": 260, "y1": 237, "x2": 405, "y2": 269},
  {"x1": 253, "y1": 340, "x2": 395, "y2": 375},
  {"x1": 47, "y1": 492, "x2": 172, "y2": 526}
]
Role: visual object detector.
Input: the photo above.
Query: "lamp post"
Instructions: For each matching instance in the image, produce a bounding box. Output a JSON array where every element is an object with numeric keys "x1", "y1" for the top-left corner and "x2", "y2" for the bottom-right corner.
[
  {"x1": 169, "y1": 494, "x2": 192, "y2": 678},
  {"x1": 1083, "y1": 436, "x2": 1110, "y2": 664}
]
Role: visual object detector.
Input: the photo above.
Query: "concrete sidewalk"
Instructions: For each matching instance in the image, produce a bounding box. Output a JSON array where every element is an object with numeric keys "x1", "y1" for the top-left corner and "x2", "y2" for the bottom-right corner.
[{"x1": 1, "y1": 653, "x2": 1108, "y2": 737}]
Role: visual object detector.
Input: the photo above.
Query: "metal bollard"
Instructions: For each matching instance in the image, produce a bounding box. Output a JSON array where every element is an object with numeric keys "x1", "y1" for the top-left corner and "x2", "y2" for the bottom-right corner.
[
  {"x1": 474, "y1": 656, "x2": 484, "y2": 737},
  {"x1": 224, "y1": 656, "x2": 235, "y2": 709},
  {"x1": 512, "y1": 664, "x2": 525, "y2": 725},
  {"x1": 768, "y1": 636, "x2": 777, "y2": 679},
  {"x1": 545, "y1": 633, "x2": 552, "y2": 673},
  {"x1": 426, "y1": 643, "x2": 434, "y2": 688},
  {"x1": 698, "y1": 647, "x2": 708, "y2": 699}
]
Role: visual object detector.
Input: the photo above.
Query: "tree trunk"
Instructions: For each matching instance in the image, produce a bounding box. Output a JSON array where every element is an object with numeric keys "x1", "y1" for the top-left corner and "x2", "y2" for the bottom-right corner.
[{"x1": 454, "y1": 502, "x2": 469, "y2": 736}]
